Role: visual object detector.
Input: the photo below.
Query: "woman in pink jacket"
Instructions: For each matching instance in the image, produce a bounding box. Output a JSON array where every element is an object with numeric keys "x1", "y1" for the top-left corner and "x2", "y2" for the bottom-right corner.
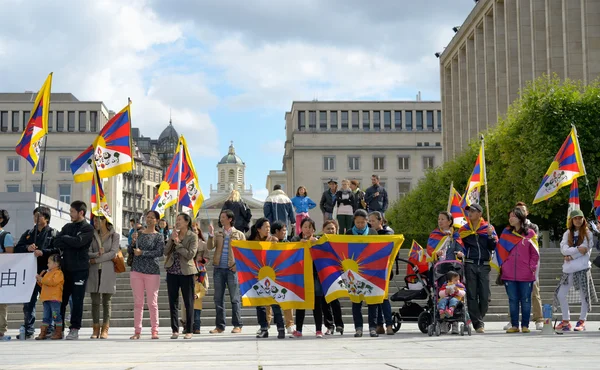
[{"x1": 500, "y1": 207, "x2": 539, "y2": 333}]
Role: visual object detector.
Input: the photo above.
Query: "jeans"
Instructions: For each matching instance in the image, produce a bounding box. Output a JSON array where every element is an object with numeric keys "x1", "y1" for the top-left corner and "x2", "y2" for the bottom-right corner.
[
  {"x1": 323, "y1": 298, "x2": 344, "y2": 329},
  {"x1": 166, "y1": 273, "x2": 195, "y2": 334},
  {"x1": 42, "y1": 301, "x2": 62, "y2": 326},
  {"x1": 61, "y1": 269, "x2": 89, "y2": 330},
  {"x1": 465, "y1": 263, "x2": 490, "y2": 329},
  {"x1": 23, "y1": 283, "x2": 42, "y2": 335},
  {"x1": 193, "y1": 309, "x2": 202, "y2": 331},
  {"x1": 130, "y1": 271, "x2": 161, "y2": 334},
  {"x1": 257, "y1": 305, "x2": 284, "y2": 330},
  {"x1": 213, "y1": 268, "x2": 243, "y2": 330},
  {"x1": 90, "y1": 293, "x2": 113, "y2": 325},
  {"x1": 296, "y1": 297, "x2": 324, "y2": 332},
  {"x1": 323, "y1": 212, "x2": 333, "y2": 221},
  {"x1": 368, "y1": 300, "x2": 392, "y2": 329},
  {"x1": 352, "y1": 302, "x2": 363, "y2": 330},
  {"x1": 438, "y1": 297, "x2": 460, "y2": 310},
  {"x1": 505, "y1": 281, "x2": 534, "y2": 328}
]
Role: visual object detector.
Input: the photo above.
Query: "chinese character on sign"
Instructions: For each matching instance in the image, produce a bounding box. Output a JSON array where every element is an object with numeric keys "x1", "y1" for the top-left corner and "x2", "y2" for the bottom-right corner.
[{"x1": 0, "y1": 269, "x2": 18, "y2": 288}]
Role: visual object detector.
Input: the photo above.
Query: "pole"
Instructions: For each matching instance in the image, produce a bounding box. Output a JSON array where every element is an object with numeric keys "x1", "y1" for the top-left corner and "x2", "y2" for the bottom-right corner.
[
  {"x1": 37, "y1": 136, "x2": 48, "y2": 209},
  {"x1": 447, "y1": 182, "x2": 454, "y2": 212},
  {"x1": 481, "y1": 135, "x2": 491, "y2": 222},
  {"x1": 175, "y1": 136, "x2": 183, "y2": 215}
]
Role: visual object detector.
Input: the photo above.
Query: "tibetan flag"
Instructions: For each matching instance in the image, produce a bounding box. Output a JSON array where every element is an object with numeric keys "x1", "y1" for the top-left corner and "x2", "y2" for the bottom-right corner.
[
  {"x1": 462, "y1": 142, "x2": 485, "y2": 207},
  {"x1": 594, "y1": 179, "x2": 600, "y2": 220},
  {"x1": 458, "y1": 218, "x2": 497, "y2": 242},
  {"x1": 567, "y1": 179, "x2": 580, "y2": 226},
  {"x1": 15, "y1": 73, "x2": 52, "y2": 173},
  {"x1": 311, "y1": 234, "x2": 404, "y2": 304},
  {"x1": 230, "y1": 240, "x2": 314, "y2": 310},
  {"x1": 151, "y1": 141, "x2": 180, "y2": 218},
  {"x1": 90, "y1": 162, "x2": 112, "y2": 224},
  {"x1": 492, "y1": 227, "x2": 538, "y2": 271},
  {"x1": 426, "y1": 229, "x2": 464, "y2": 262},
  {"x1": 533, "y1": 127, "x2": 586, "y2": 204},
  {"x1": 448, "y1": 187, "x2": 467, "y2": 228},
  {"x1": 406, "y1": 240, "x2": 429, "y2": 282},
  {"x1": 71, "y1": 104, "x2": 133, "y2": 182}
]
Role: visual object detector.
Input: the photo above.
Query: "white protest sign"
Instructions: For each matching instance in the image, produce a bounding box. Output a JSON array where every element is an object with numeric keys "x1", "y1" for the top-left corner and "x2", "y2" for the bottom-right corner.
[{"x1": 0, "y1": 254, "x2": 37, "y2": 304}]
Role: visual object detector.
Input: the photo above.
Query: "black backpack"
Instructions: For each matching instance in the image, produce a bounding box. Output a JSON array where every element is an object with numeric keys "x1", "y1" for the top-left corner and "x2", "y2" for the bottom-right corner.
[{"x1": 0, "y1": 230, "x2": 11, "y2": 252}]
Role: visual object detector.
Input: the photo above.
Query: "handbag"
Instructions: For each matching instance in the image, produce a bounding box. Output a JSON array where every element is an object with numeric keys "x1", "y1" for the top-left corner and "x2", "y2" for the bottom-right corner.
[{"x1": 112, "y1": 238, "x2": 126, "y2": 274}]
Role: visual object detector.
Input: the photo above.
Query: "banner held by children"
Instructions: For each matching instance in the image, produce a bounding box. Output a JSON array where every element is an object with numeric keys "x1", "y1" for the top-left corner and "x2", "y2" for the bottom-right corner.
[
  {"x1": 0, "y1": 254, "x2": 37, "y2": 304},
  {"x1": 230, "y1": 240, "x2": 314, "y2": 310},
  {"x1": 311, "y1": 234, "x2": 404, "y2": 305}
]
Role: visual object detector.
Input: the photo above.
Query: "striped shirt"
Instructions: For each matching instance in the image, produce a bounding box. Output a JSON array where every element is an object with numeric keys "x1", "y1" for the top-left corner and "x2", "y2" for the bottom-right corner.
[{"x1": 218, "y1": 229, "x2": 232, "y2": 269}]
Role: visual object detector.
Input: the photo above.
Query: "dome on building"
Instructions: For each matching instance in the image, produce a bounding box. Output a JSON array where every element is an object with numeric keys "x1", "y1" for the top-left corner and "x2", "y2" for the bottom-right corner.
[
  {"x1": 218, "y1": 141, "x2": 244, "y2": 165},
  {"x1": 159, "y1": 120, "x2": 179, "y2": 142}
]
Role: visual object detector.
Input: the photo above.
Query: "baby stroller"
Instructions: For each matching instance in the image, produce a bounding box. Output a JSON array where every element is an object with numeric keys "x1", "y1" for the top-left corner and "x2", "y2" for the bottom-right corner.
[
  {"x1": 390, "y1": 257, "x2": 434, "y2": 334},
  {"x1": 427, "y1": 259, "x2": 471, "y2": 336}
]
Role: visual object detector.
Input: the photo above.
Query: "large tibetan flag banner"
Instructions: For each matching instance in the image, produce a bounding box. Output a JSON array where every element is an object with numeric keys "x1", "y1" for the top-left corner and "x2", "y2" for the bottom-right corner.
[
  {"x1": 70, "y1": 104, "x2": 133, "y2": 182},
  {"x1": 90, "y1": 162, "x2": 112, "y2": 224},
  {"x1": 491, "y1": 227, "x2": 538, "y2": 271},
  {"x1": 595, "y1": 179, "x2": 600, "y2": 220},
  {"x1": 311, "y1": 234, "x2": 404, "y2": 304},
  {"x1": 230, "y1": 240, "x2": 314, "y2": 310},
  {"x1": 461, "y1": 142, "x2": 485, "y2": 207},
  {"x1": 533, "y1": 127, "x2": 586, "y2": 204},
  {"x1": 15, "y1": 73, "x2": 52, "y2": 173},
  {"x1": 448, "y1": 187, "x2": 467, "y2": 228}
]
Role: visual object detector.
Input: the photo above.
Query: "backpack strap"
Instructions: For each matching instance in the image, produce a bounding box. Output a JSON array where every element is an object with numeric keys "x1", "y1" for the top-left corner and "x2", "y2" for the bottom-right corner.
[{"x1": 0, "y1": 230, "x2": 9, "y2": 252}]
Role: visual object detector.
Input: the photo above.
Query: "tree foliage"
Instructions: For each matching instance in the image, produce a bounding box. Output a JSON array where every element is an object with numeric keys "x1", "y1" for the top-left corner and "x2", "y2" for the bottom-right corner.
[{"x1": 388, "y1": 75, "x2": 600, "y2": 242}]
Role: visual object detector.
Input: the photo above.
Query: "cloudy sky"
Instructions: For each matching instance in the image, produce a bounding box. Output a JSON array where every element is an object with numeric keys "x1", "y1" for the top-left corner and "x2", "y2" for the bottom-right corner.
[{"x1": 0, "y1": 0, "x2": 475, "y2": 201}]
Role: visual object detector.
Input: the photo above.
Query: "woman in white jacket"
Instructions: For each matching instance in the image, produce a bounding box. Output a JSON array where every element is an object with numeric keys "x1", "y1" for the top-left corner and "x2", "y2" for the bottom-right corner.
[{"x1": 553, "y1": 209, "x2": 597, "y2": 331}]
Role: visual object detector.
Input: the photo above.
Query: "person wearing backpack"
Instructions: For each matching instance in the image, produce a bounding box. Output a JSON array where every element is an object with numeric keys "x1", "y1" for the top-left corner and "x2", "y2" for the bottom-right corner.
[
  {"x1": 0, "y1": 209, "x2": 15, "y2": 339},
  {"x1": 14, "y1": 206, "x2": 58, "y2": 339}
]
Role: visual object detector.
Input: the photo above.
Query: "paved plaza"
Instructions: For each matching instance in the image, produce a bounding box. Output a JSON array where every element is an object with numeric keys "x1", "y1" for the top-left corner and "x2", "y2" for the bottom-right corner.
[{"x1": 1, "y1": 322, "x2": 600, "y2": 369}]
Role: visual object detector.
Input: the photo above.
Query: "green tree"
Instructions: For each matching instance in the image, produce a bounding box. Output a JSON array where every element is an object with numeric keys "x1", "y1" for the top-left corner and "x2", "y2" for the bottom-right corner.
[{"x1": 388, "y1": 75, "x2": 600, "y2": 241}]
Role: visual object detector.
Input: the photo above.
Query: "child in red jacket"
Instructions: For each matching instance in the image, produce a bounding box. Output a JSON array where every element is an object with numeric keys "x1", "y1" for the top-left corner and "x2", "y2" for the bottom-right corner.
[{"x1": 438, "y1": 271, "x2": 466, "y2": 318}]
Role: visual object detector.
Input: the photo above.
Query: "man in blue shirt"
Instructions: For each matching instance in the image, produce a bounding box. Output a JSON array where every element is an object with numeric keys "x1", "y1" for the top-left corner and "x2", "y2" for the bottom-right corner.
[{"x1": 0, "y1": 209, "x2": 14, "y2": 338}]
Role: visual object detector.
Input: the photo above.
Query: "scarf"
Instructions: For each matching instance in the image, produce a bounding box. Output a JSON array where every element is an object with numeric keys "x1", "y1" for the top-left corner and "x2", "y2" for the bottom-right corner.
[
  {"x1": 351, "y1": 225, "x2": 369, "y2": 236},
  {"x1": 426, "y1": 228, "x2": 464, "y2": 260},
  {"x1": 458, "y1": 218, "x2": 497, "y2": 241}
]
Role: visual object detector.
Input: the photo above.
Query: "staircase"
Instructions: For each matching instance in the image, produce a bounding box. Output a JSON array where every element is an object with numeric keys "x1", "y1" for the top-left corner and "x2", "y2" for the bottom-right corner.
[{"x1": 6, "y1": 248, "x2": 600, "y2": 329}]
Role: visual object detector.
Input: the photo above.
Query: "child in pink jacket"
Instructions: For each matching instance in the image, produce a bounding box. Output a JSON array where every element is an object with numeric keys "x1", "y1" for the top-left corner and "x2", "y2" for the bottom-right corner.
[{"x1": 438, "y1": 271, "x2": 466, "y2": 318}]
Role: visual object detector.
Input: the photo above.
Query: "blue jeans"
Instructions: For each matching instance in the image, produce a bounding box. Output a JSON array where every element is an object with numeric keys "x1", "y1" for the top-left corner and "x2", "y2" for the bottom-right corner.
[
  {"x1": 193, "y1": 309, "x2": 202, "y2": 331},
  {"x1": 437, "y1": 297, "x2": 460, "y2": 310},
  {"x1": 352, "y1": 302, "x2": 363, "y2": 330},
  {"x1": 42, "y1": 301, "x2": 62, "y2": 326},
  {"x1": 213, "y1": 268, "x2": 243, "y2": 330},
  {"x1": 504, "y1": 281, "x2": 534, "y2": 328},
  {"x1": 368, "y1": 300, "x2": 392, "y2": 329},
  {"x1": 257, "y1": 305, "x2": 284, "y2": 330}
]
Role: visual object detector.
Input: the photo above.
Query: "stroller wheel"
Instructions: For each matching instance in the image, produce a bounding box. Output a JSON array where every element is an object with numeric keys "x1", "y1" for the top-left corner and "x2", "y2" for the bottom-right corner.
[
  {"x1": 460, "y1": 324, "x2": 465, "y2": 336},
  {"x1": 417, "y1": 311, "x2": 431, "y2": 334},
  {"x1": 391, "y1": 312, "x2": 402, "y2": 333},
  {"x1": 427, "y1": 324, "x2": 434, "y2": 337},
  {"x1": 467, "y1": 324, "x2": 472, "y2": 336},
  {"x1": 435, "y1": 323, "x2": 441, "y2": 337}
]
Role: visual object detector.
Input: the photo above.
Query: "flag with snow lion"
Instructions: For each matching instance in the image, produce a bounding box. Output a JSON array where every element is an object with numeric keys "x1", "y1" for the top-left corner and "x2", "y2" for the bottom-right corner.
[
  {"x1": 311, "y1": 234, "x2": 404, "y2": 304},
  {"x1": 230, "y1": 240, "x2": 314, "y2": 310}
]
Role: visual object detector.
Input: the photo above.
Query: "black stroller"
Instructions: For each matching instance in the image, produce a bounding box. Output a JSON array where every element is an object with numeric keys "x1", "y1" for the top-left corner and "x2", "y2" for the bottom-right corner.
[
  {"x1": 389, "y1": 257, "x2": 434, "y2": 334},
  {"x1": 427, "y1": 259, "x2": 471, "y2": 336}
]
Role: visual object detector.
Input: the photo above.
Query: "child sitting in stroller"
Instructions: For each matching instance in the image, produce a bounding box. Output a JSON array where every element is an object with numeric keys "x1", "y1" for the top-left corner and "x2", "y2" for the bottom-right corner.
[{"x1": 438, "y1": 271, "x2": 465, "y2": 319}]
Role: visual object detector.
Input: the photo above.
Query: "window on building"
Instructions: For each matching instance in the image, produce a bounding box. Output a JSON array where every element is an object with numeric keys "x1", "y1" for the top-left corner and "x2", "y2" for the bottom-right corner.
[
  {"x1": 12, "y1": 111, "x2": 19, "y2": 132},
  {"x1": 437, "y1": 111, "x2": 442, "y2": 131},
  {"x1": 309, "y1": 111, "x2": 316, "y2": 130},
  {"x1": 379, "y1": 181, "x2": 386, "y2": 188},
  {"x1": 56, "y1": 111, "x2": 64, "y2": 132},
  {"x1": 405, "y1": 111, "x2": 413, "y2": 131},
  {"x1": 373, "y1": 156, "x2": 385, "y2": 171},
  {"x1": 59, "y1": 157, "x2": 72, "y2": 172},
  {"x1": 417, "y1": 142, "x2": 423, "y2": 147},
  {"x1": 363, "y1": 111, "x2": 370, "y2": 131},
  {"x1": 383, "y1": 111, "x2": 391, "y2": 131},
  {"x1": 1, "y1": 111, "x2": 8, "y2": 132},
  {"x1": 22, "y1": 111, "x2": 30, "y2": 130},
  {"x1": 348, "y1": 156, "x2": 360, "y2": 171},
  {"x1": 67, "y1": 111, "x2": 75, "y2": 132},
  {"x1": 423, "y1": 156, "x2": 435, "y2": 170},
  {"x1": 48, "y1": 111, "x2": 53, "y2": 132},
  {"x1": 59, "y1": 184, "x2": 72, "y2": 204},
  {"x1": 394, "y1": 111, "x2": 402, "y2": 130},
  {"x1": 416, "y1": 111, "x2": 423, "y2": 131},
  {"x1": 351, "y1": 111, "x2": 359, "y2": 130},
  {"x1": 33, "y1": 183, "x2": 46, "y2": 194},
  {"x1": 373, "y1": 111, "x2": 381, "y2": 130},
  {"x1": 6, "y1": 184, "x2": 19, "y2": 193},
  {"x1": 323, "y1": 156, "x2": 335, "y2": 171},
  {"x1": 322, "y1": 182, "x2": 329, "y2": 192},
  {"x1": 319, "y1": 111, "x2": 327, "y2": 130},
  {"x1": 398, "y1": 156, "x2": 410, "y2": 170},
  {"x1": 426, "y1": 111, "x2": 434, "y2": 131},
  {"x1": 79, "y1": 111, "x2": 87, "y2": 132},
  {"x1": 7, "y1": 157, "x2": 20, "y2": 172},
  {"x1": 298, "y1": 111, "x2": 305, "y2": 131},
  {"x1": 435, "y1": 142, "x2": 441, "y2": 147},
  {"x1": 329, "y1": 111, "x2": 338, "y2": 130},
  {"x1": 341, "y1": 111, "x2": 349, "y2": 130},
  {"x1": 90, "y1": 111, "x2": 98, "y2": 132},
  {"x1": 398, "y1": 182, "x2": 411, "y2": 198},
  {"x1": 424, "y1": 142, "x2": 430, "y2": 147}
]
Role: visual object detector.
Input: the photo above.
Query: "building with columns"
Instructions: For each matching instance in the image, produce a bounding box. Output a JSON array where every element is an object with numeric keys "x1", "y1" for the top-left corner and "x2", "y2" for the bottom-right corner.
[
  {"x1": 270, "y1": 100, "x2": 443, "y2": 229},
  {"x1": 440, "y1": 0, "x2": 600, "y2": 160},
  {"x1": 199, "y1": 142, "x2": 264, "y2": 232}
]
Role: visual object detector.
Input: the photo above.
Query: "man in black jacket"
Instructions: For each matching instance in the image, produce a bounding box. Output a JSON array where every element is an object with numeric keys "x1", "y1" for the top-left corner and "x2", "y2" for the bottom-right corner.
[
  {"x1": 14, "y1": 206, "x2": 57, "y2": 338},
  {"x1": 320, "y1": 179, "x2": 337, "y2": 221},
  {"x1": 364, "y1": 175, "x2": 388, "y2": 213},
  {"x1": 54, "y1": 201, "x2": 94, "y2": 340}
]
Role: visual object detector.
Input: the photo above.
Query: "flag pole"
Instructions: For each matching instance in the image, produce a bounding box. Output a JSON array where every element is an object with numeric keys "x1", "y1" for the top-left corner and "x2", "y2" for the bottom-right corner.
[
  {"x1": 447, "y1": 182, "x2": 454, "y2": 212},
  {"x1": 176, "y1": 136, "x2": 183, "y2": 215},
  {"x1": 572, "y1": 123, "x2": 594, "y2": 209},
  {"x1": 37, "y1": 136, "x2": 48, "y2": 209},
  {"x1": 481, "y1": 135, "x2": 491, "y2": 222}
]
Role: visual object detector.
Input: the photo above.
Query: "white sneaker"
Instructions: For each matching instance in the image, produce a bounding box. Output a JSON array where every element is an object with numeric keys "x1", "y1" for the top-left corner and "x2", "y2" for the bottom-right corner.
[
  {"x1": 286, "y1": 326, "x2": 294, "y2": 334},
  {"x1": 535, "y1": 321, "x2": 544, "y2": 330},
  {"x1": 503, "y1": 322, "x2": 512, "y2": 330}
]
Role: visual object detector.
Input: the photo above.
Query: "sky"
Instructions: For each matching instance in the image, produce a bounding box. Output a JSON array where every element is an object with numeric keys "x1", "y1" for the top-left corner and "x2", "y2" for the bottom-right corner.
[{"x1": 0, "y1": 0, "x2": 476, "y2": 202}]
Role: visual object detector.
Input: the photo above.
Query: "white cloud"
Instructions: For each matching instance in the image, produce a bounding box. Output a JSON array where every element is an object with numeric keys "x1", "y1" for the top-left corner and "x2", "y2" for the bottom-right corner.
[{"x1": 253, "y1": 188, "x2": 269, "y2": 202}]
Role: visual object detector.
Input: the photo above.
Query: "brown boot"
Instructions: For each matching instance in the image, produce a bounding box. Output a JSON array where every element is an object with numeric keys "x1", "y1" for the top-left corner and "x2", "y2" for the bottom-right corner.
[
  {"x1": 50, "y1": 327, "x2": 63, "y2": 340},
  {"x1": 35, "y1": 325, "x2": 49, "y2": 340},
  {"x1": 100, "y1": 324, "x2": 109, "y2": 339},
  {"x1": 90, "y1": 324, "x2": 100, "y2": 339},
  {"x1": 376, "y1": 325, "x2": 385, "y2": 335}
]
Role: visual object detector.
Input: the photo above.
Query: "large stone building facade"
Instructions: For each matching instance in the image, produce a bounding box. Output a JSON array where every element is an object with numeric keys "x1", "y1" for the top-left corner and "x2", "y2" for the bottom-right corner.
[
  {"x1": 440, "y1": 0, "x2": 600, "y2": 160},
  {"x1": 273, "y1": 100, "x2": 443, "y2": 228}
]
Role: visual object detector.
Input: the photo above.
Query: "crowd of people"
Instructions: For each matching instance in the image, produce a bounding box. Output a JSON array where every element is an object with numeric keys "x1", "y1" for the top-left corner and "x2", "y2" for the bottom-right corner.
[{"x1": 0, "y1": 174, "x2": 599, "y2": 341}]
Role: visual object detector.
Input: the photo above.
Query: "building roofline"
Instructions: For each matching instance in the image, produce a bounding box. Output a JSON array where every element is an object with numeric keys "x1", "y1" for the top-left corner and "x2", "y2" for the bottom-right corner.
[{"x1": 439, "y1": 0, "x2": 487, "y2": 61}]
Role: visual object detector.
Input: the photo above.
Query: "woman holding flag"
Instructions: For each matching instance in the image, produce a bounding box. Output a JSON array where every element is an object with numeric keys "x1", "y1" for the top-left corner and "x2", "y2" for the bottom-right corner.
[
  {"x1": 427, "y1": 211, "x2": 464, "y2": 262},
  {"x1": 497, "y1": 208, "x2": 539, "y2": 333}
]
